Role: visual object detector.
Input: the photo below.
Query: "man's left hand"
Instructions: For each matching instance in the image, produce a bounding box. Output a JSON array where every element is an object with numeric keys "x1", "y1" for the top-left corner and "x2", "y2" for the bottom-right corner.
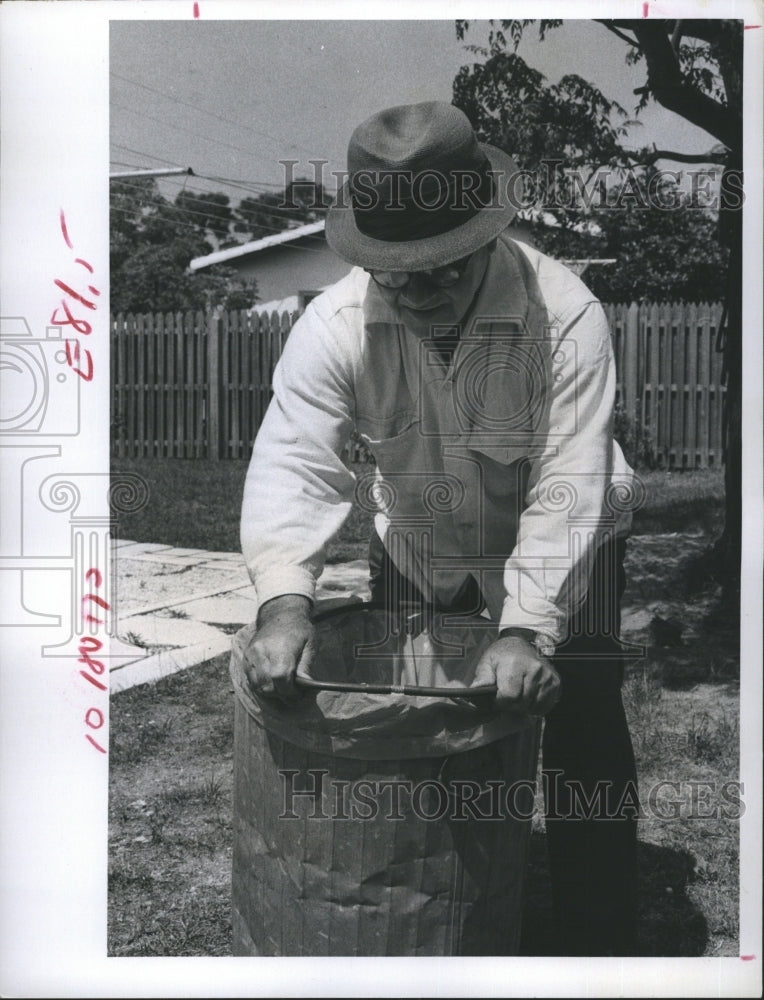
[{"x1": 473, "y1": 635, "x2": 561, "y2": 715}]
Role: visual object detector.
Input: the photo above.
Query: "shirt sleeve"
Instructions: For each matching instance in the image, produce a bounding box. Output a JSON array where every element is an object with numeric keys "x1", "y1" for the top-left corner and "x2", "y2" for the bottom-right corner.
[
  {"x1": 498, "y1": 300, "x2": 626, "y2": 644},
  {"x1": 240, "y1": 301, "x2": 357, "y2": 607}
]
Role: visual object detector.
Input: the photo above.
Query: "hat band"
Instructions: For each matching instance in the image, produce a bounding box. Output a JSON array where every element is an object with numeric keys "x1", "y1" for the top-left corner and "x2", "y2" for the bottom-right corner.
[{"x1": 350, "y1": 157, "x2": 497, "y2": 243}]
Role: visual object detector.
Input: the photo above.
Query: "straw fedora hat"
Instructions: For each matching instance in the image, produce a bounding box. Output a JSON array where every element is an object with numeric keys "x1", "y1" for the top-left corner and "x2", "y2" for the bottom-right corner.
[{"x1": 325, "y1": 101, "x2": 519, "y2": 271}]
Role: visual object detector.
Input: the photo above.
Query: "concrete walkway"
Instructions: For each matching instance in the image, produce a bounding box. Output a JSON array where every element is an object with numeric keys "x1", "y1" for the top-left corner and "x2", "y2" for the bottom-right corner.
[
  {"x1": 110, "y1": 540, "x2": 370, "y2": 693},
  {"x1": 109, "y1": 533, "x2": 691, "y2": 693}
]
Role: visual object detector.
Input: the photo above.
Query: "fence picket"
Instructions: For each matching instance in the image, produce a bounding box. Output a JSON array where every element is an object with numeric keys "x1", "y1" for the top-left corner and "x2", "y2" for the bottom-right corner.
[
  {"x1": 684, "y1": 303, "x2": 698, "y2": 469},
  {"x1": 114, "y1": 314, "x2": 127, "y2": 459},
  {"x1": 154, "y1": 313, "x2": 165, "y2": 457},
  {"x1": 650, "y1": 304, "x2": 665, "y2": 463},
  {"x1": 696, "y1": 303, "x2": 710, "y2": 468},
  {"x1": 196, "y1": 310, "x2": 206, "y2": 459},
  {"x1": 220, "y1": 309, "x2": 231, "y2": 459},
  {"x1": 241, "y1": 311, "x2": 253, "y2": 458},
  {"x1": 136, "y1": 313, "x2": 146, "y2": 458},
  {"x1": 709, "y1": 303, "x2": 725, "y2": 466},
  {"x1": 670, "y1": 302, "x2": 684, "y2": 468},
  {"x1": 623, "y1": 302, "x2": 639, "y2": 420},
  {"x1": 229, "y1": 310, "x2": 240, "y2": 458}
]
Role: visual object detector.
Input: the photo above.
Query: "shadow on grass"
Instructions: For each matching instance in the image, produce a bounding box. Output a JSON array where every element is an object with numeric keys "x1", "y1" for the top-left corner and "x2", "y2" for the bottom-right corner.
[
  {"x1": 631, "y1": 500, "x2": 723, "y2": 538},
  {"x1": 649, "y1": 589, "x2": 739, "y2": 692},
  {"x1": 520, "y1": 833, "x2": 708, "y2": 956}
]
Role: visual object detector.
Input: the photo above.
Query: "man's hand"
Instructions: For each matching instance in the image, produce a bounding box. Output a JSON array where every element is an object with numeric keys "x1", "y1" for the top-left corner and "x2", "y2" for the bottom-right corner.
[
  {"x1": 243, "y1": 594, "x2": 314, "y2": 704},
  {"x1": 474, "y1": 635, "x2": 561, "y2": 715}
]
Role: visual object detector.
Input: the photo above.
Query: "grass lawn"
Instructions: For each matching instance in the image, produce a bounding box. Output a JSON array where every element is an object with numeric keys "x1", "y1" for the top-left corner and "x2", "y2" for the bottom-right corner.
[
  {"x1": 111, "y1": 456, "x2": 727, "y2": 559},
  {"x1": 108, "y1": 458, "x2": 739, "y2": 957}
]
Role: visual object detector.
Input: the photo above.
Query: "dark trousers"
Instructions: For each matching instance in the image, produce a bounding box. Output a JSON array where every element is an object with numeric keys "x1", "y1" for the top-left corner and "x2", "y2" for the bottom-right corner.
[{"x1": 368, "y1": 533, "x2": 638, "y2": 956}]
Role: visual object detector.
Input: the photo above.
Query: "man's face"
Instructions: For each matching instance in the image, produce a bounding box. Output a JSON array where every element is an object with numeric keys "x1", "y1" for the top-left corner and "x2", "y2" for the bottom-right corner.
[{"x1": 371, "y1": 241, "x2": 495, "y2": 334}]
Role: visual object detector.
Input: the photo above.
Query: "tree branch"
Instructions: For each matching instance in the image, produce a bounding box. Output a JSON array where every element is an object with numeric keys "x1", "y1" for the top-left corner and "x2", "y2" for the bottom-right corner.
[
  {"x1": 628, "y1": 21, "x2": 741, "y2": 150},
  {"x1": 670, "y1": 20, "x2": 684, "y2": 53},
  {"x1": 676, "y1": 19, "x2": 732, "y2": 45},
  {"x1": 595, "y1": 20, "x2": 642, "y2": 49},
  {"x1": 639, "y1": 148, "x2": 728, "y2": 165}
]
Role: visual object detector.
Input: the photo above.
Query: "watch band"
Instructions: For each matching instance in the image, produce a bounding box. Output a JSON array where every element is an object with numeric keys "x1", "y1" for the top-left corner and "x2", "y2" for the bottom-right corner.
[
  {"x1": 498, "y1": 627, "x2": 537, "y2": 643},
  {"x1": 499, "y1": 627, "x2": 556, "y2": 658}
]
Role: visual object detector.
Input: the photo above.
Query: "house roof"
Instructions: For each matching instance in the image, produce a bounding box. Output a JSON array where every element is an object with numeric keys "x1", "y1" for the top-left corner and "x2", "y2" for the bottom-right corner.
[
  {"x1": 189, "y1": 219, "x2": 326, "y2": 271},
  {"x1": 190, "y1": 212, "x2": 612, "y2": 279},
  {"x1": 559, "y1": 258, "x2": 616, "y2": 277},
  {"x1": 250, "y1": 288, "x2": 330, "y2": 316}
]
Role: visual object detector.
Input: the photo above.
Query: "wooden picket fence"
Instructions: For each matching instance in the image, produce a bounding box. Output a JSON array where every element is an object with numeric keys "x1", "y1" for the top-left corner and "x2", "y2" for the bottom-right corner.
[
  {"x1": 111, "y1": 309, "x2": 294, "y2": 461},
  {"x1": 111, "y1": 300, "x2": 726, "y2": 468},
  {"x1": 605, "y1": 301, "x2": 726, "y2": 469}
]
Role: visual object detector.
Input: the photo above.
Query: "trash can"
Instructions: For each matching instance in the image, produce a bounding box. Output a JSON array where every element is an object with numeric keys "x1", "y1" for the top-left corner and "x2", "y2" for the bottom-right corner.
[{"x1": 230, "y1": 602, "x2": 540, "y2": 956}]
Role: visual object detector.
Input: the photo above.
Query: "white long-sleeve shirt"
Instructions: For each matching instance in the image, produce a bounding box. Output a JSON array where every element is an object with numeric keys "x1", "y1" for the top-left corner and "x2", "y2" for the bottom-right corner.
[{"x1": 240, "y1": 234, "x2": 635, "y2": 645}]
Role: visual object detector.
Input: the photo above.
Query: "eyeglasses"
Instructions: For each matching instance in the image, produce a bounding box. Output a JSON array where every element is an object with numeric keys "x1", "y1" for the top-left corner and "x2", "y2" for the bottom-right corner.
[{"x1": 366, "y1": 252, "x2": 474, "y2": 290}]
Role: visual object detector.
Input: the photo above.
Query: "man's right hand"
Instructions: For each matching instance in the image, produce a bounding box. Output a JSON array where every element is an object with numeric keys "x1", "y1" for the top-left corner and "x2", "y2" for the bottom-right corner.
[{"x1": 243, "y1": 594, "x2": 314, "y2": 704}]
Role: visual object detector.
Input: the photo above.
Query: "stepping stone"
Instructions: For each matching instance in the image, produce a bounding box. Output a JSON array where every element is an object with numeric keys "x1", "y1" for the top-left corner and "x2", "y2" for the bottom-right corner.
[
  {"x1": 117, "y1": 614, "x2": 225, "y2": 650},
  {"x1": 179, "y1": 592, "x2": 260, "y2": 625}
]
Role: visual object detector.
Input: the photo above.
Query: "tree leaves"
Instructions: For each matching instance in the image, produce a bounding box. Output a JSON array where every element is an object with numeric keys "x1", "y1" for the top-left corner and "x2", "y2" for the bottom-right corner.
[
  {"x1": 109, "y1": 172, "x2": 332, "y2": 313},
  {"x1": 109, "y1": 180, "x2": 257, "y2": 313},
  {"x1": 452, "y1": 20, "x2": 734, "y2": 300}
]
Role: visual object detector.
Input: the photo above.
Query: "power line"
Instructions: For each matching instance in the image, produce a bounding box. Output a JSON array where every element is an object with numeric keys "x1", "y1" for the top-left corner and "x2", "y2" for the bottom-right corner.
[
  {"x1": 110, "y1": 133, "x2": 336, "y2": 201},
  {"x1": 195, "y1": 174, "x2": 284, "y2": 191},
  {"x1": 109, "y1": 198, "x2": 244, "y2": 236},
  {"x1": 110, "y1": 159, "x2": 144, "y2": 169},
  {"x1": 195, "y1": 172, "x2": 302, "y2": 193},
  {"x1": 195, "y1": 171, "x2": 337, "y2": 203},
  {"x1": 112, "y1": 100, "x2": 297, "y2": 167},
  {"x1": 109, "y1": 198, "x2": 328, "y2": 256},
  {"x1": 110, "y1": 166, "x2": 194, "y2": 180},
  {"x1": 110, "y1": 143, "x2": 189, "y2": 170},
  {"x1": 110, "y1": 69, "x2": 321, "y2": 159},
  {"x1": 109, "y1": 144, "x2": 298, "y2": 200},
  {"x1": 111, "y1": 170, "x2": 330, "y2": 226}
]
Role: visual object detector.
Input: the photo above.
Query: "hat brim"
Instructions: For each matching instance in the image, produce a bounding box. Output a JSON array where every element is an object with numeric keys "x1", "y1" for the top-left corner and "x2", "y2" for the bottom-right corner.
[{"x1": 325, "y1": 144, "x2": 520, "y2": 271}]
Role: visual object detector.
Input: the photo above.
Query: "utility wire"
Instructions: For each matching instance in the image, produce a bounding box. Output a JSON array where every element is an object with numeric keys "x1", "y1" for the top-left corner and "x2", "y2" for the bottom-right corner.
[
  {"x1": 109, "y1": 145, "x2": 309, "y2": 203},
  {"x1": 110, "y1": 143, "x2": 189, "y2": 169},
  {"x1": 112, "y1": 100, "x2": 302, "y2": 166},
  {"x1": 111, "y1": 172, "x2": 329, "y2": 227},
  {"x1": 196, "y1": 170, "x2": 336, "y2": 198},
  {"x1": 109, "y1": 201, "x2": 328, "y2": 256},
  {"x1": 110, "y1": 69, "x2": 321, "y2": 159}
]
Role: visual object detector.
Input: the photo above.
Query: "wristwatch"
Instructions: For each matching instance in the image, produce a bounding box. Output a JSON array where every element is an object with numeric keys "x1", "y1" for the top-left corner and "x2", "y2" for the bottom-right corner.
[{"x1": 498, "y1": 626, "x2": 556, "y2": 658}]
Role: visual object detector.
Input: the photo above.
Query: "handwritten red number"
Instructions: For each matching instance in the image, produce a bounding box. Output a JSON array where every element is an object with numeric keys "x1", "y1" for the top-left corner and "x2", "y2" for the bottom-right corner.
[
  {"x1": 79, "y1": 650, "x2": 105, "y2": 674},
  {"x1": 59, "y1": 208, "x2": 74, "y2": 249},
  {"x1": 81, "y1": 569, "x2": 107, "y2": 753},
  {"x1": 54, "y1": 279, "x2": 97, "y2": 310},
  {"x1": 86, "y1": 734, "x2": 107, "y2": 754},
  {"x1": 83, "y1": 593, "x2": 111, "y2": 610},
  {"x1": 79, "y1": 635, "x2": 103, "y2": 653},
  {"x1": 85, "y1": 707, "x2": 104, "y2": 730},
  {"x1": 80, "y1": 670, "x2": 107, "y2": 691},
  {"x1": 54, "y1": 301, "x2": 92, "y2": 336},
  {"x1": 57, "y1": 209, "x2": 96, "y2": 383},
  {"x1": 64, "y1": 340, "x2": 94, "y2": 381}
]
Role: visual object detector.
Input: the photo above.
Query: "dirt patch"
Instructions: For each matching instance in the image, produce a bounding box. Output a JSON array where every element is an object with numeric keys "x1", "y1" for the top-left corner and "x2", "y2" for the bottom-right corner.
[{"x1": 108, "y1": 657, "x2": 235, "y2": 956}]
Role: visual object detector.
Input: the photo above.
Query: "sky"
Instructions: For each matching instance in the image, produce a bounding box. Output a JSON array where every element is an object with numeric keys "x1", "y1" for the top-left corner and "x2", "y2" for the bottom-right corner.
[{"x1": 110, "y1": 18, "x2": 724, "y2": 212}]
